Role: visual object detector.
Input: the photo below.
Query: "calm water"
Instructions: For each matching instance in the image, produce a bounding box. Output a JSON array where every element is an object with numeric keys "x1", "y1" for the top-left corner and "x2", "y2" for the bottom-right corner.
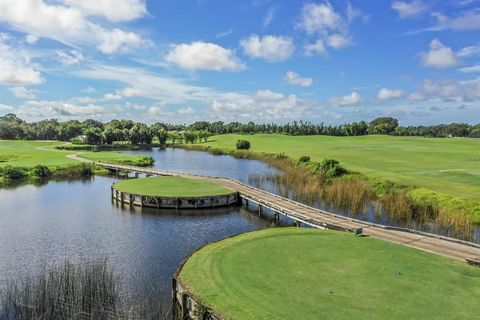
[
  {"x1": 0, "y1": 149, "x2": 277, "y2": 299},
  {"x1": 1, "y1": 147, "x2": 478, "y2": 302}
]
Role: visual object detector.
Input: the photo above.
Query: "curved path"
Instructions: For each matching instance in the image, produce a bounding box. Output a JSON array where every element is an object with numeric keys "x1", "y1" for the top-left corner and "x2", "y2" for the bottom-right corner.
[{"x1": 90, "y1": 161, "x2": 480, "y2": 263}]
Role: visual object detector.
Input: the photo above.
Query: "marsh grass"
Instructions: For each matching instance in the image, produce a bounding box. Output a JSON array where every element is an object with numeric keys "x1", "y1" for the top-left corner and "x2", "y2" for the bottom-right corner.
[{"x1": 0, "y1": 260, "x2": 169, "y2": 320}]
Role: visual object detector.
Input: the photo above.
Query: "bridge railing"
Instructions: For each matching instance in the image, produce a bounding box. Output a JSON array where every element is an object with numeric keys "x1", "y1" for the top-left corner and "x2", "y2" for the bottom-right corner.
[{"x1": 97, "y1": 162, "x2": 480, "y2": 249}]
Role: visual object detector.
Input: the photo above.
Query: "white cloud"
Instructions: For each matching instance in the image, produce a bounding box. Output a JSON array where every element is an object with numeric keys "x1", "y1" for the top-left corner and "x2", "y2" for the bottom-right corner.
[
  {"x1": 0, "y1": 104, "x2": 14, "y2": 112},
  {"x1": 284, "y1": 71, "x2": 313, "y2": 87},
  {"x1": 327, "y1": 34, "x2": 352, "y2": 49},
  {"x1": 297, "y1": 2, "x2": 344, "y2": 34},
  {"x1": 297, "y1": 2, "x2": 361, "y2": 55},
  {"x1": 81, "y1": 87, "x2": 97, "y2": 94},
  {"x1": 305, "y1": 39, "x2": 326, "y2": 56},
  {"x1": 420, "y1": 79, "x2": 459, "y2": 97},
  {"x1": 420, "y1": 39, "x2": 459, "y2": 68},
  {"x1": 255, "y1": 90, "x2": 284, "y2": 101},
  {"x1": 458, "y1": 45, "x2": 480, "y2": 57},
  {"x1": 25, "y1": 34, "x2": 38, "y2": 44},
  {"x1": 0, "y1": 0, "x2": 148, "y2": 54},
  {"x1": 97, "y1": 28, "x2": 146, "y2": 54},
  {"x1": 178, "y1": 107, "x2": 195, "y2": 115},
  {"x1": 56, "y1": 50, "x2": 85, "y2": 65},
  {"x1": 391, "y1": 1, "x2": 427, "y2": 18},
  {"x1": 165, "y1": 42, "x2": 245, "y2": 71},
  {"x1": 64, "y1": 0, "x2": 147, "y2": 22},
  {"x1": 440, "y1": 10, "x2": 480, "y2": 31},
  {"x1": 240, "y1": 34, "x2": 294, "y2": 62},
  {"x1": 75, "y1": 64, "x2": 217, "y2": 104},
  {"x1": 263, "y1": 7, "x2": 277, "y2": 27},
  {"x1": 458, "y1": 65, "x2": 480, "y2": 73},
  {"x1": 377, "y1": 88, "x2": 405, "y2": 100},
  {"x1": 209, "y1": 93, "x2": 315, "y2": 121},
  {"x1": 16, "y1": 99, "x2": 105, "y2": 120},
  {"x1": 0, "y1": 35, "x2": 43, "y2": 85},
  {"x1": 215, "y1": 30, "x2": 233, "y2": 39},
  {"x1": 10, "y1": 86, "x2": 36, "y2": 99},
  {"x1": 330, "y1": 91, "x2": 362, "y2": 106}
]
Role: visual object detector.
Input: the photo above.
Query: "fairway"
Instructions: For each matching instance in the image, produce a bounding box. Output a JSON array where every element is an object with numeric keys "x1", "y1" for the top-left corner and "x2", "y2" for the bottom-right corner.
[
  {"x1": 179, "y1": 228, "x2": 480, "y2": 320},
  {"x1": 113, "y1": 176, "x2": 233, "y2": 197},
  {"x1": 0, "y1": 140, "x2": 151, "y2": 169},
  {"x1": 198, "y1": 134, "x2": 480, "y2": 200}
]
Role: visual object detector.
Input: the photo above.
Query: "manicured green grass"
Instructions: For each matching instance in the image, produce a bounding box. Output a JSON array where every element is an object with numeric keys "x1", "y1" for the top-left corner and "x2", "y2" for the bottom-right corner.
[
  {"x1": 0, "y1": 140, "x2": 151, "y2": 169},
  {"x1": 113, "y1": 176, "x2": 233, "y2": 197},
  {"x1": 180, "y1": 228, "x2": 480, "y2": 320},
  {"x1": 197, "y1": 134, "x2": 480, "y2": 200}
]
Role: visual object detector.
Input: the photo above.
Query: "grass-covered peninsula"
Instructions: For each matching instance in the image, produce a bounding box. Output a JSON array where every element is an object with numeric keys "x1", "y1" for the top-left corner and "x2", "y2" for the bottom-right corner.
[
  {"x1": 0, "y1": 140, "x2": 154, "y2": 184},
  {"x1": 179, "y1": 228, "x2": 480, "y2": 320}
]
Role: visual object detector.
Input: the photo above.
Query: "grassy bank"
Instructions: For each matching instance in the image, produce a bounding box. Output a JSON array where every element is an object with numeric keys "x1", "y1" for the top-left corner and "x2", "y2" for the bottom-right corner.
[
  {"x1": 197, "y1": 134, "x2": 480, "y2": 199},
  {"x1": 113, "y1": 176, "x2": 233, "y2": 197},
  {"x1": 179, "y1": 228, "x2": 480, "y2": 320},
  {"x1": 186, "y1": 135, "x2": 480, "y2": 227},
  {"x1": 0, "y1": 140, "x2": 154, "y2": 186}
]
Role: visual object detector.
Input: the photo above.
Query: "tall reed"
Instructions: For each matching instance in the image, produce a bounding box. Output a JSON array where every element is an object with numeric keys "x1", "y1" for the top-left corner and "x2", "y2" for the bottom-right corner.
[{"x1": 0, "y1": 260, "x2": 169, "y2": 320}]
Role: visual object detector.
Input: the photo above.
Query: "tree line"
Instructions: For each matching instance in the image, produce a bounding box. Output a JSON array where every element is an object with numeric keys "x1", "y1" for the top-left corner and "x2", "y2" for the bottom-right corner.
[{"x1": 1, "y1": 113, "x2": 479, "y2": 144}]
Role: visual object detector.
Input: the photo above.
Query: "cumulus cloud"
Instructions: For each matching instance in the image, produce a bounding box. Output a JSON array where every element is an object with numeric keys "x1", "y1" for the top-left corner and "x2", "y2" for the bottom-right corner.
[
  {"x1": 56, "y1": 50, "x2": 85, "y2": 65},
  {"x1": 330, "y1": 91, "x2": 362, "y2": 106},
  {"x1": 377, "y1": 88, "x2": 405, "y2": 100},
  {"x1": 304, "y1": 39, "x2": 326, "y2": 56},
  {"x1": 165, "y1": 42, "x2": 245, "y2": 71},
  {"x1": 240, "y1": 34, "x2": 294, "y2": 62},
  {"x1": 327, "y1": 34, "x2": 352, "y2": 49},
  {"x1": 0, "y1": 0, "x2": 149, "y2": 54},
  {"x1": 16, "y1": 99, "x2": 105, "y2": 120},
  {"x1": 420, "y1": 39, "x2": 459, "y2": 68},
  {"x1": 10, "y1": 86, "x2": 36, "y2": 99},
  {"x1": 64, "y1": 0, "x2": 147, "y2": 22},
  {"x1": 284, "y1": 71, "x2": 313, "y2": 87},
  {"x1": 297, "y1": 2, "x2": 361, "y2": 55},
  {"x1": 0, "y1": 35, "x2": 43, "y2": 85},
  {"x1": 391, "y1": 1, "x2": 427, "y2": 18},
  {"x1": 255, "y1": 90, "x2": 284, "y2": 101},
  {"x1": 209, "y1": 93, "x2": 315, "y2": 121},
  {"x1": 408, "y1": 78, "x2": 480, "y2": 102}
]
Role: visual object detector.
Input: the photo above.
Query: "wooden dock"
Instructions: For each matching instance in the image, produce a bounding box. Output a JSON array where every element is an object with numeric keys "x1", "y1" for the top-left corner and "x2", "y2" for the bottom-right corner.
[{"x1": 98, "y1": 162, "x2": 480, "y2": 263}]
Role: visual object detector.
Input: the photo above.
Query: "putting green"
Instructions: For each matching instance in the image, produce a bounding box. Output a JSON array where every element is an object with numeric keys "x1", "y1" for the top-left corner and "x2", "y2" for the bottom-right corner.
[
  {"x1": 113, "y1": 176, "x2": 233, "y2": 197},
  {"x1": 179, "y1": 228, "x2": 480, "y2": 320}
]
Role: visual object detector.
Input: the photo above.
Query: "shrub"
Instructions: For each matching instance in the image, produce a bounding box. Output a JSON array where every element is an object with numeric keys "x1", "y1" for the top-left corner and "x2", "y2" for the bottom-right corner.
[
  {"x1": 310, "y1": 159, "x2": 347, "y2": 178},
  {"x1": 236, "y1": 139, "x2": 251, "y2": 150},
  {"x1": 0, "y1": 166, "x2": 27, "y2": 180},
  {"x1": 299, "y1": 155, "x2": 310, "y2": 163},
  {"x1": 31, "y1": 165, "x2": 51, "y2": 178},
  {"x1": 71, "y1": 137, "x2": 84, "y2": 145}
]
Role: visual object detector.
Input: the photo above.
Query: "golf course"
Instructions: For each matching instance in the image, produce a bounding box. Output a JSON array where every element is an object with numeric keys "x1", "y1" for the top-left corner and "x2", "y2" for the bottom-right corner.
[
  {"x1": 195, "y1": 134, "x2": 480, "y2": 200},
  {"x1": 179, "y1": 227, "x2": 480, "y2": 320},
  {"x1": 0, "y1": 140, "x2": 152, "y2": 169},
  {"x1": 113, "y1": 176, "x2": 233, "y2": 197}
]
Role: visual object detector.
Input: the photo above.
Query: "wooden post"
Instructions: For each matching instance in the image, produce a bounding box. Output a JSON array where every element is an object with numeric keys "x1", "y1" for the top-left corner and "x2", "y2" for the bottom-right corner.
[
  {"x1": 258, "y1": 204, "x2": 262, "y2": 215},
  {"x1": 139, "y1": 196, "x2": 144, "y2": 207},
  {"x1": 129, "y1": 194, "x2": 133, "y2": 206}
]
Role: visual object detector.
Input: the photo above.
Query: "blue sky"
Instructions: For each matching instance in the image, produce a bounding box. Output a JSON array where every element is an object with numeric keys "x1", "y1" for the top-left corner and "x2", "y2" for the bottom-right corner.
[{"x1": 0, "y1": 0, "x2": 479, "y2": 125}]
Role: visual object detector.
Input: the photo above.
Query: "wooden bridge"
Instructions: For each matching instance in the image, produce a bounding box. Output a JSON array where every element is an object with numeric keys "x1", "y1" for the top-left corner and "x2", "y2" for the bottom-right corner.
[{"x1": 98, "y1": 162, "x2": 480, "y2": 264}]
